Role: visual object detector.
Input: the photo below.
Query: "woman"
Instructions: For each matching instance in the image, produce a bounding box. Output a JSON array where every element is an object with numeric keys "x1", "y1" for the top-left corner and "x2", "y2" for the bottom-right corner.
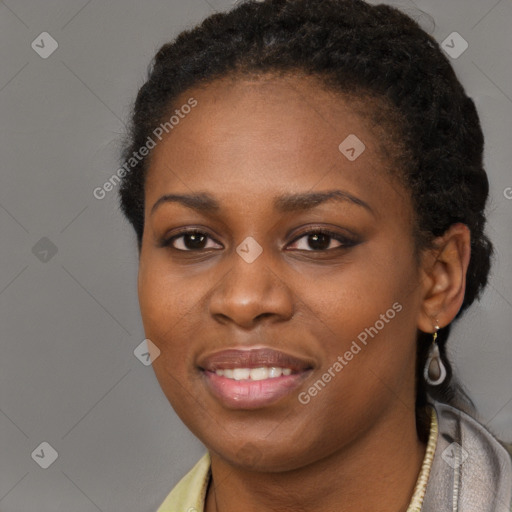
[{"x1": 118, "y1": 0, "x2": 512, "y2": 510}]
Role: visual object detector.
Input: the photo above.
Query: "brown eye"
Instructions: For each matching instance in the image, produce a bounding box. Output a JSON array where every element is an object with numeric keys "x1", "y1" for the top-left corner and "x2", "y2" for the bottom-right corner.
[
  {"x1": 160, "y1": 230, "x2": 222, "y2": 251},
  {"x1": 288, "y1": 229, "x2": 358, "y2": 251}
]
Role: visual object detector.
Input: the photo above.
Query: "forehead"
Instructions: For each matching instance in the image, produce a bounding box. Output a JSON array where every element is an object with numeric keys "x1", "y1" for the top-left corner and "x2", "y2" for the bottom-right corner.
[{"x1": 144, "y1": 73, "x2": 409, "y2": 219}]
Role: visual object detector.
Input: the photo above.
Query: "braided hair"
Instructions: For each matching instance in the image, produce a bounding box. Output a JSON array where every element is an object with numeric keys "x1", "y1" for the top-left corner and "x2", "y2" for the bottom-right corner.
[{"x1": 119, "y1": 0, "x2": 493, "y2": 442}]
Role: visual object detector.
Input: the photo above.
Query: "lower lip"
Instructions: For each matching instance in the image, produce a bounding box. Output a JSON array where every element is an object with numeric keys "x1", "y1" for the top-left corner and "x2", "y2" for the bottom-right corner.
[{"x1": 202, "y1": 370, "x2": 311, "y2": 409}]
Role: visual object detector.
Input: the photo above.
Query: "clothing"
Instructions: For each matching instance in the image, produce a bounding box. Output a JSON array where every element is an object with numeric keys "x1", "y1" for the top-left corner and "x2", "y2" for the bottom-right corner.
[
  {"x1": 422, "y1": 400, "x2": 512, "y2": 511},
  {"x1": 155, "y1": 399, "x2": 512, "y2": 511}
]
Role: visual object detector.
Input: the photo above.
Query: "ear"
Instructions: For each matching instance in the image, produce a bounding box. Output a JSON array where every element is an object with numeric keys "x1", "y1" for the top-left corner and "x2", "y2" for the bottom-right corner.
[{"x1": 417, "y1": 223, "x2": 471, "y2": 333}]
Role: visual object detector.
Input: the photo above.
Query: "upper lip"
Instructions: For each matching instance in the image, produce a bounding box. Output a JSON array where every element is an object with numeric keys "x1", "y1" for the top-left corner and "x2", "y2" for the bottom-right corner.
[{"x1": 198, "y1": 347, "x2": 314, "y2": 372}]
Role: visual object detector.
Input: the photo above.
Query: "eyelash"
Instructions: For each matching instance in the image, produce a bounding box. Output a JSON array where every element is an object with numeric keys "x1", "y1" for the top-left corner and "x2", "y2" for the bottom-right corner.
[{"x1": 159, "y1": 227, "x2": 359, "y2": 252}]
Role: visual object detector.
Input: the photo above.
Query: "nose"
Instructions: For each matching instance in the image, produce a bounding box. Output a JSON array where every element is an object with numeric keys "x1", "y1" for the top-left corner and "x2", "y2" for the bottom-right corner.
[{"x1": 208, "y1": 251, "x2": 295, "y2": 329}]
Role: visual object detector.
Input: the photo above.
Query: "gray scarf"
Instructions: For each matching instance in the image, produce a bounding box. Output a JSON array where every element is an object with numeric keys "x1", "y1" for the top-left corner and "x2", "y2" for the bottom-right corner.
[{"x1": 423, "y1": 400, "x2": 512, "y2": 511}]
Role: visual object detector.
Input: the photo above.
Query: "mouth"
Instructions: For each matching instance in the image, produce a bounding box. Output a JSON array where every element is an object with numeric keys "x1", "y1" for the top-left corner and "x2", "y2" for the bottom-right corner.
[
  {"x1": 214, "y1": 367, "x2": 293, "y2": 380},
  {"x1": 198, "y1": 347, "x2": 314, "y2": 409}
]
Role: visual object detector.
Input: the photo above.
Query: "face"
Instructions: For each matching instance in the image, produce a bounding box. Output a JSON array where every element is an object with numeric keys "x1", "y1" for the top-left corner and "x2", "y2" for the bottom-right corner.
[{"x1": 138, "y1": 73, "x2": 426, "y2": 472}]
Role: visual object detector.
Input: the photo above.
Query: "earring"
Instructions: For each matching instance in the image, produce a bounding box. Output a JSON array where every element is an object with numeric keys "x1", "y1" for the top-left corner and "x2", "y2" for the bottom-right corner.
[{"x1": 424, "y1": 324, "x2": 447, "y2": 386}]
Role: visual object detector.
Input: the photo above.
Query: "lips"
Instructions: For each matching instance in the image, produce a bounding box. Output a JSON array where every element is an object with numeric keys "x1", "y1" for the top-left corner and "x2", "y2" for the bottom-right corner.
[
  {"x1": 198, "y1": 347, "x2": 314, "y2": 409},
  {"x1": 198, "y1": 348, "x2": 313, "y2": 372}
]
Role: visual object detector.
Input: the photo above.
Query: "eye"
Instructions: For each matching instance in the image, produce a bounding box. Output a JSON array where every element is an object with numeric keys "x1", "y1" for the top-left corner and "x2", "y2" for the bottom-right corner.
[
  {"x1": 287, "y1": 229, "x2": 358, "y2": 251},
  {"x1": 160, "y1": 230, "x2": 221, "y2": 251},
  {"x1": 159, "y1": 227, "x2": 358, "y2": 252}
]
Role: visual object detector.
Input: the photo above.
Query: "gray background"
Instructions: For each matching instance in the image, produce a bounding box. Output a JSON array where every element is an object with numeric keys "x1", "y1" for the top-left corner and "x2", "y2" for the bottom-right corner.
[{"x1": 0, "y1": 0, "x2": 511, "y2": 511}]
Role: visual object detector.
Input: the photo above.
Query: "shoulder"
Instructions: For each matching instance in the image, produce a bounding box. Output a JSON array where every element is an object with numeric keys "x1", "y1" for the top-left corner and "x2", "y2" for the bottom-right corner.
[
  {"x1": 433, "y1": 400, "x2": 512, "y2": 467},
  {"x1": 425, "y1": 400, "x2": 512, "y2": 511}
]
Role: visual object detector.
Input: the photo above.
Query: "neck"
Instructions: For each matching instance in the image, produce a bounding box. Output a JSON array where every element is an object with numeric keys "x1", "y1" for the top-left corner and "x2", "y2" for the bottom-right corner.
[{"x1": 205, "y1": 406, "x2": 427, "y2": 512}]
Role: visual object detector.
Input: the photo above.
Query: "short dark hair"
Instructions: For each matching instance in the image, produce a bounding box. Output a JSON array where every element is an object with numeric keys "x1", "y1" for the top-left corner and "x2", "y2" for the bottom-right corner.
[{"x1": 119, "y1": 0, "x2": 493, "y2": 442}]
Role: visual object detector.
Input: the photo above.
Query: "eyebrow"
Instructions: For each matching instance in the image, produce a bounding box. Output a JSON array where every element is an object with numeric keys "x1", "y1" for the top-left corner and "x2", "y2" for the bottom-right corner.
[{"x1": 150, "y1": 189, "x2": 374, "y2": 216}]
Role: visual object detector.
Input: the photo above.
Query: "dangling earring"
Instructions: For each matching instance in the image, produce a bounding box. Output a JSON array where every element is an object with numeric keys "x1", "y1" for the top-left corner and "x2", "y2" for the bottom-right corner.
[{"x1": 424, "y1": 324, "x2": 447, "y2": 386}]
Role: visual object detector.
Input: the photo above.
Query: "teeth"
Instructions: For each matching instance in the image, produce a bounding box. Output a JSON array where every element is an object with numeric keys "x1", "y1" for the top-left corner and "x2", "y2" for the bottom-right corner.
[
  {"x1": 268, "y1": 367, "x2": 282, "y2": 378},
  {"x1": 250, "y1": 367, "x2": 269, "y2": 381},
  {"x1": 214, "y1": 367, "x2": 293, "y2": 380},
  {"x1": 232, "y1": 368, "x2": 250, "y2": 380}
]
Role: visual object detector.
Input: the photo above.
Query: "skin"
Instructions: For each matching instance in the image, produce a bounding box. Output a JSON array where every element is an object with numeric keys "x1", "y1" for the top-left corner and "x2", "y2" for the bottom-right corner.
[{"x1": 137, "y1": 73, "x2": 471, "y2": 512}]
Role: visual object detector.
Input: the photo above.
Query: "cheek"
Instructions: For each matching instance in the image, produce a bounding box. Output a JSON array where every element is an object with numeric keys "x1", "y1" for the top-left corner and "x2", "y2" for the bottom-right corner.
[
  {"x1": 137, "y1": 251, "x2": 221, "y2": 379},
  {"x1": 137, "y1": 255, "x2": 192, "y2": 365},
  {"x1": 301, "y1": 241, "x2": 420, "y2": 388},
  {"x1": 137, "y1": 258, "x2": 203, "y2": 416},
  {"x1": 138, "y1": 247, "x2": 196, "y2": 328},
  {"x1": 297, "y1": 244, "x2": 416, "y2": 334}
]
